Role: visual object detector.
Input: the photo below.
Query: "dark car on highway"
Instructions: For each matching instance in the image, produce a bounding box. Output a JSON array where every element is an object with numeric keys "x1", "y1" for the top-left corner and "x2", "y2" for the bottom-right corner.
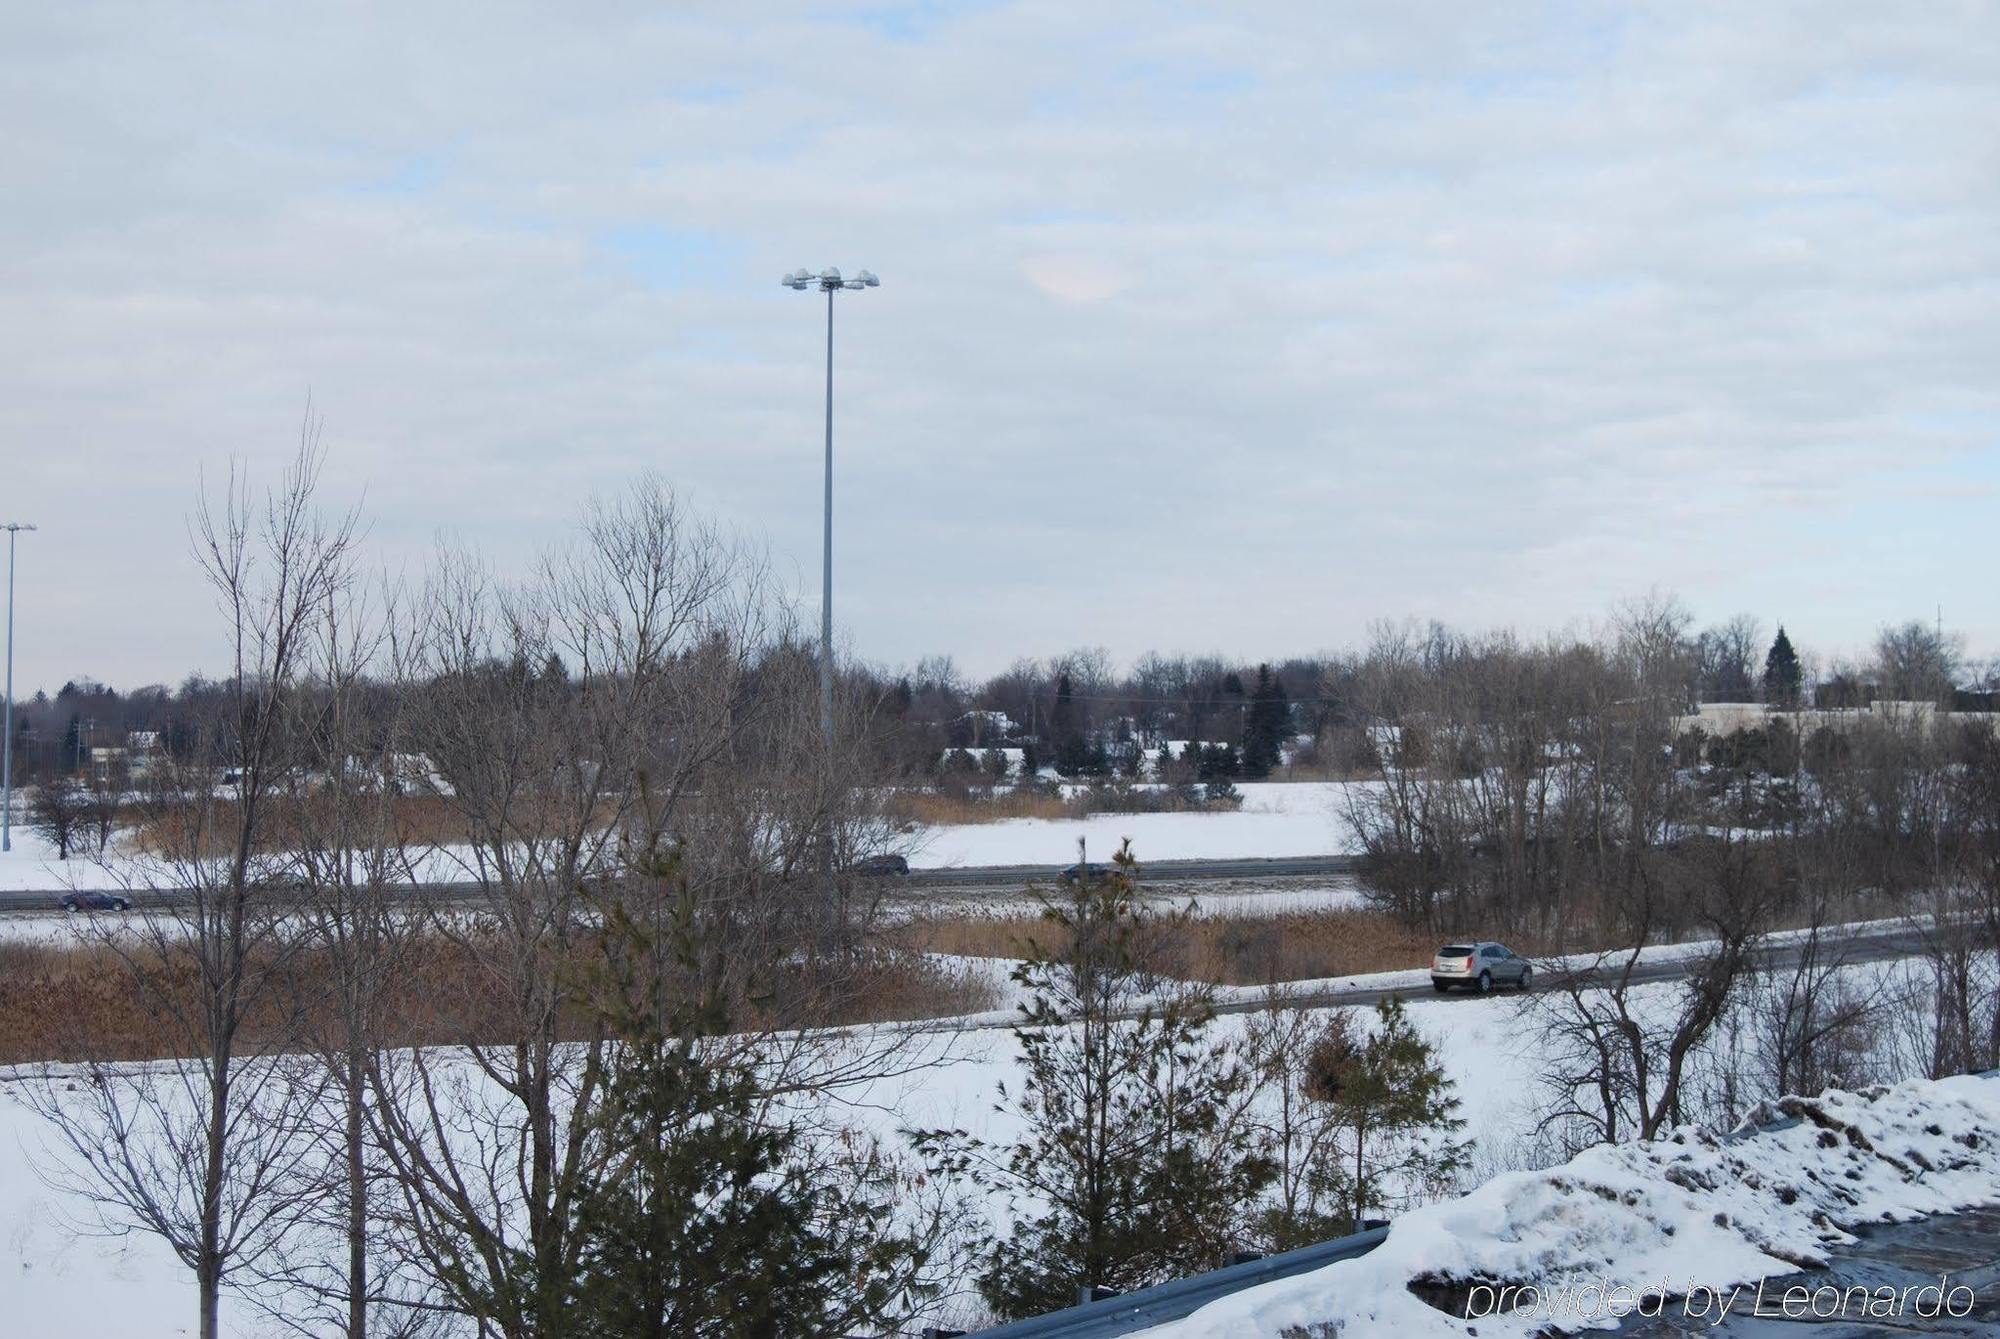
[
  {"x1": 852, "y1": 853, "x2": 910, "y2": 877},
  {"x1": 61, "y1": 890, "x2": 131, "y2": 913},
  {"x1": 1058, "y1": 862, "x2": 1106, "y2": 887}
]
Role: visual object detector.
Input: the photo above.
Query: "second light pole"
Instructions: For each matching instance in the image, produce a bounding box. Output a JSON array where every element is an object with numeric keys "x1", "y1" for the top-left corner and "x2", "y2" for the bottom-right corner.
[
  {"x1": 782, "y1": 265, "x2": 878, "y2": 743},
  {"x1": 1, "y1": 522, "x2": 36, "y2": 853}
]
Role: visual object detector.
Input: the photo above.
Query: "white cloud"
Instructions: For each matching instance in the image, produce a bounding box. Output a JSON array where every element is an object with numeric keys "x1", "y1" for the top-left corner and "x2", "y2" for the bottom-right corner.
[{"x1": 0, "y1": 1, "x2": 1995, "y2": 687}]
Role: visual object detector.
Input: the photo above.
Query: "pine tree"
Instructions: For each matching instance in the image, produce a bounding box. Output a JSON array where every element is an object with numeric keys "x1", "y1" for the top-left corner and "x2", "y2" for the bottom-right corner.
[
  {"x1": 1762, "y1": 625, "x2": 1804, "y2": 708},
  {"x1": 559, "y1": 851, "x2": 932, "y2": 1337},
  {"x1": 945, "y1": 842, "x2": 1273, "y2": 1319},
  {"x1": 1307, "y1": 996, "x2": 1470, "y2": 1230},
  {"x1": 1242, "y1": 665, "x2": 1289, "y2": 778},
  {"x1": 1052, "y1": 672, "x2": 1093, "y2": 777}
]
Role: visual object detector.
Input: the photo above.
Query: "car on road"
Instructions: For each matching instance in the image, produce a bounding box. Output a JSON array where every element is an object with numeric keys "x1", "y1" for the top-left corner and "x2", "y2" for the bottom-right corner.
[
  {"x1": 851, "y1": 853, "x2": 910, "y2": 877},
  {"x1": 1057, "y1": 861, "x2": 1107, "y2": 887},
  {"x1": 1431, "y1": 941, "x2": 1531, "y2": 994},
  {"x1": 60, "y1": 891, "x2": 131, "y2": 913}
]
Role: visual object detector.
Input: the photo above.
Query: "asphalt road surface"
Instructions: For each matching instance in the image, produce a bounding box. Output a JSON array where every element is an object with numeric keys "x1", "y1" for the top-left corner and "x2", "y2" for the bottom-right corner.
[{"x1": 0, "y1": 854, "x2": 1364, "y2": 914}]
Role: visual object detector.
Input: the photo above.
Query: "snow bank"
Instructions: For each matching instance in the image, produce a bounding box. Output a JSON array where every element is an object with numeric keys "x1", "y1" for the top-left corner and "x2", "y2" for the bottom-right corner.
[{"x1": 1143, "y1": 1075, "x2": 2000, "y2": 1337}]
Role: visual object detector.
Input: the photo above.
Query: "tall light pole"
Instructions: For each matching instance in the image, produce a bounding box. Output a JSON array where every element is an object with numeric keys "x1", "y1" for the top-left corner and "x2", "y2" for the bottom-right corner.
[
  {"x1": 2, "y1": 522, "x2": 36, "y2": 853},
  {"x1": 781, "y1": 266, "x2": 878, "y2": 745}
]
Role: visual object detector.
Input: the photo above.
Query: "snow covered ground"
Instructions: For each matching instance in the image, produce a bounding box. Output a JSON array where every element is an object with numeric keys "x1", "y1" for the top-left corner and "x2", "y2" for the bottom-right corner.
[
  {"x1": 0, "y1": 828, "x2": 137, "y2": 894},
  {"x1": 0, "y1": 781, "x2": 1364, "y2": 908},
  {"x1": 907, "y1": 781, "x2": 1364, "y2": 869},
  {"x1": 0, "y1": 955, "x2": 1963, "y2": 1336},
  {"x1": 1144, "y1": 1072, "x2": 2000, "y2": 1337}
]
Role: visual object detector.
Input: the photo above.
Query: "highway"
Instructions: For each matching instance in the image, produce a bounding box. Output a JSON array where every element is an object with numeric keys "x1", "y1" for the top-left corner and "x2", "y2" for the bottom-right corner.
[
  {"x1": 0, "y1": 853, "x2": 1365, "y2": 915},
  {"x1": 942, "y1": 919, "x2": 1935, "y2": 1034},
  {"x1": 1201, "y1": 920, "x2": 1933, "y2": 1016}
]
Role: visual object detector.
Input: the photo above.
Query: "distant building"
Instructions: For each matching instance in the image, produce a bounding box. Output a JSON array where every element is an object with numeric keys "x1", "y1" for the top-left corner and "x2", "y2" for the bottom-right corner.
[{"x1": 1681, "y1": 699, "x2": 1997, "y2": 739}]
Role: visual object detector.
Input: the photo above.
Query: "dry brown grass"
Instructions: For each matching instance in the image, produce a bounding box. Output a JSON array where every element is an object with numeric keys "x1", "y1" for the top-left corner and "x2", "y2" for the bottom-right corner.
[
  {"x1": 882, "y1": 786, "x2": 1246, "y2": 828},
  {"x1": 0, "y1": 933, "x2": 996, "y2": 1066},
  {"x1": 883, "y1": 790, "x2": 1074, "y2": 826}
]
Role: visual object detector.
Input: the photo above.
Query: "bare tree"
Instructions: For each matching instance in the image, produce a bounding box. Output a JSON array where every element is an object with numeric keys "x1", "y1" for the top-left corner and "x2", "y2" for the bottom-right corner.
[
  {"x1": 84, "y1": 766, "x2": 122, "y2": 853},
  {"x1": 1531, "y1": 834, "x2": 1770, "y2": 1148},
  {"x1": 28, "y1": 776, "x2": 89, "y2": 859},
  {"x1": 1694, "y1": 613, "x2": 1763, "y2": 704},
  {"x1": 1733, "y1": 900, "x2": 1883, "y2": 1113},
  {"x1": 1873, "y1": 619, "x2": 1964, "y2": 705},
  {"x1": 25, "y1": 427, "x2": 359, "y2": 1339},
  {"x1": 363, "y1": 478, "x2": 941, "y2": 1337}
]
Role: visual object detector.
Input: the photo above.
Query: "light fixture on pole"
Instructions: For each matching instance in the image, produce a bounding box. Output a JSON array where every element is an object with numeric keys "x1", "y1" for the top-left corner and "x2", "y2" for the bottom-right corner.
[
  {"x1": 2, "y1": 522, "x2": 36, "y2": 853},
  {"x1": 780, "y1": 266, "x2": 878, "y2": 745}
]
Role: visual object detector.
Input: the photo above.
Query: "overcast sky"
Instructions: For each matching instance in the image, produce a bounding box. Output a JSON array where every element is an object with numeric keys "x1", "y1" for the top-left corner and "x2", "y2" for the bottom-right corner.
[{"x1": 2, "y1": 2, "x2": 1996, "y2": 692}]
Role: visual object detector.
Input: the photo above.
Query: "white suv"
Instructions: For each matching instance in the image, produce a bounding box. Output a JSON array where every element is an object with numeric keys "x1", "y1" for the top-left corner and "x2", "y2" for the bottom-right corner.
[{"x1": 1431, "y1": 941, "x2": 1531, "y2": 994}]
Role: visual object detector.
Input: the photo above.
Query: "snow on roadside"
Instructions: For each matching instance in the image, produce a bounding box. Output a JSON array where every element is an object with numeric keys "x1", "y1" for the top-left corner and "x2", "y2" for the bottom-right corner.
[
  {"x1": 0, "y1": 956, "x2": 1949, "y2": 1336},
  {"x1": 1141, "y1": 1074, "x2": 2000, "y2": 1338}
]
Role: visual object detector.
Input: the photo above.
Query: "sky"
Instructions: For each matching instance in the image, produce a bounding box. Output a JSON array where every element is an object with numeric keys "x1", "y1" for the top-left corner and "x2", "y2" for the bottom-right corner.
[{"x1": 1, "y1": 1, "x2": 1996, "y2": 692}]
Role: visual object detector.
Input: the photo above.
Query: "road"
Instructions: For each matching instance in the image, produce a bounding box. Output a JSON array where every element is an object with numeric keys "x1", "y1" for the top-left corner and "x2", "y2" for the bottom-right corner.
[
  {"x1": 1203, "y1": 921, "x2": 1932, "y2": 1016},
  {"x1": 944, "y1": 920, "x2": 1934, "y2": 1033},
  {"x1": 0, "y1": 853, "x2": 1364, "y2": 915}
]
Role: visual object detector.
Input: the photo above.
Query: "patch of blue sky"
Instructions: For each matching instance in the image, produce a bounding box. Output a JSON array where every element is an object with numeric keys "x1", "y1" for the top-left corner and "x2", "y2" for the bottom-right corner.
[
  {"x1": 674, "y1": 82, "x2": 739, "y2": 105},
  {"x1": 998, "y1": 207, "x2": 1119, "y2": 231},
  {"x1": 1106, "y1": 60, "x2": 1252, "y2": 98},
  {"x1": 842, "y1": 0, "x2": 1001, "y2": 43},
  {"x1": 350, "y1": 152, "x2": 448, "y2": 197},
  {"x1": 594, "y1": 225, "x2": 744, "y2": 291},
  {"x1": 1554, "y1": 274, "x2": 1651, "y2": 306}
]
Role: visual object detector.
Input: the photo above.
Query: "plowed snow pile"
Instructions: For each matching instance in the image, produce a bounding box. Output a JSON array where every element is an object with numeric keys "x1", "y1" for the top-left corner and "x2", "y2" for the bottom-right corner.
[{"x1": 1146, "y1": 1074, "x2": 2000, "y2": 1337}]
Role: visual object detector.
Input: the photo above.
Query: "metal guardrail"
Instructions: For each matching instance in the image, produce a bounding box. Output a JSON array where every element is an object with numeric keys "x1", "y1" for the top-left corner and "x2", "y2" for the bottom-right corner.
[{"x1": 962, "y1": 1225, "x2": 1391, "y2": 1339}]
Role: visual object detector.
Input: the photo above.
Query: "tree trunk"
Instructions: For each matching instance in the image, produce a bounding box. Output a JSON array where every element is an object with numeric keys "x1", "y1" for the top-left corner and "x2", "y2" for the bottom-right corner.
[{"x1": 347, "y1": 1042, "x2": 368, "y2": 1338}]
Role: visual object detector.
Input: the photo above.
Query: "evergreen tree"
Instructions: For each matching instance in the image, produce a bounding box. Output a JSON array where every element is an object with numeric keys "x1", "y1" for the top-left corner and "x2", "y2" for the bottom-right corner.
[
  {"x1": 1762, "y1": 626, "x2": 1804, "y2": 708},
  {"x1": 1196, "y1": 742, "x2": 1240, "y2": 783},
  {"x1": 557, "y1": 851, "x2": 934, "y2": 1338},
  {"x1": 1016, "y1": 739, "x2": 1048, "y2": 783},
  {"x1": 937, "y1": 842, "x2": 1272, "y2": 1319},
  {"x1": 1241, "y1": 665, "x2": 1290, "y2": 778},
  {"x1": 1085, "y1": 738, "x2": 1111, "y2": 778},
  {"x1": 1052, "y1": 673, "x2": 1093, "y2": 776},
  {"x1": 1307, "y1": 996, "x2": 1470, "y2": 1230}
]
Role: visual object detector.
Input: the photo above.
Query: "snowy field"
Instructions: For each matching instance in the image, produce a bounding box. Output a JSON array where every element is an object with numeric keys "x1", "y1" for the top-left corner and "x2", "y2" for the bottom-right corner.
[
  {"x1": 0, "y1": 781, "x2": 1366, "y2": 912},
  {"x1": 0, "y1": 953, "x2": 1957, "y2": 1337},
  {"x1": 907, "y1": 781, "x2": 1365, "y2": 869},
  {"x1": 0, "y1": 828, "x2": 136, "y2": 894}
]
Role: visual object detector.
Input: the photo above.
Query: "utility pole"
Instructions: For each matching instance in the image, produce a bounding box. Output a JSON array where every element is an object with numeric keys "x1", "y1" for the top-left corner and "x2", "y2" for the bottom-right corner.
[{"x1": 2, "y1": 522, "x2": 37, "y2": 852}]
